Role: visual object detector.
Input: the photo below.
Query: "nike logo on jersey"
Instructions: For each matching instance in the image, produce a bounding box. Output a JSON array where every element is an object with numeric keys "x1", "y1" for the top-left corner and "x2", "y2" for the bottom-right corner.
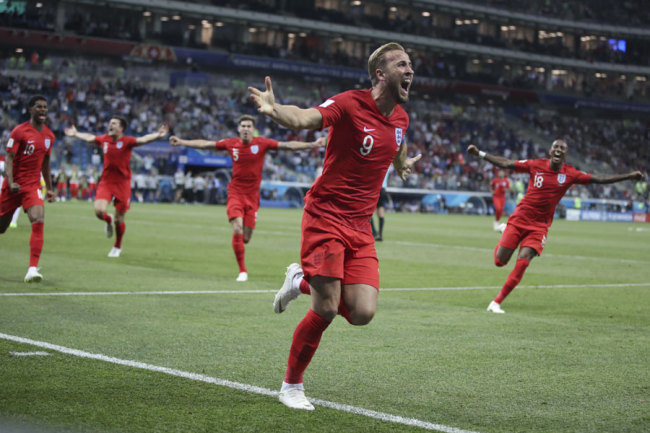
[
  {"x1": 28, "y1": 140, "x2": 35, "y2": 144},
  {"x1": 363, "y1": 127, "x2": 376, "y2": 132}
]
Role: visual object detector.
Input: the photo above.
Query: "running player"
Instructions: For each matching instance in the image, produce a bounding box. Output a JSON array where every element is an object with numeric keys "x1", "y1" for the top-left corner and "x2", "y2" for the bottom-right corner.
[
  {"x1": 249, "y1": 42, "x2": 421, "y2": 410},
  {"x1": 170, "y1": 114, "x2": 326, "y2": 282},
  {"x1": 0, "y1": 95, "x2": 56, "y2": 282},
  {"x1": 467, "y1": 141, "x2": 644, "y2": 313},
  {"x1": 490, "y1": 169, "x2": 510, "y2": 231},
  {"x1": 64, "y1": 118, "x2": 168, "y2": 257}
]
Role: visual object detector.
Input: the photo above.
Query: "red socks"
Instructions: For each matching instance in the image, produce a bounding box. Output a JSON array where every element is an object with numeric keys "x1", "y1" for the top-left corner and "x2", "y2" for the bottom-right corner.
[
  {"x1": 115, "y1": 222, "x2": 125, "y2": 249},
  {"x1": 29, "y1": 222, "x2": 44, "y2": 267},
  {"x1": 495, "y1": 257, "x2": 530, "y2": 304},
  {"x1": 232, "y1": 233, "x2": 246, "y2": 272},
  {"x1": 298, "y1": 278, "x2": 310, "y2": 295},
  {"x1": 99, "y1": 212, "x2": 112, "y2": 223},
  {"x1": 284, "y1": 309, "x2": 331, "y2": 384}
]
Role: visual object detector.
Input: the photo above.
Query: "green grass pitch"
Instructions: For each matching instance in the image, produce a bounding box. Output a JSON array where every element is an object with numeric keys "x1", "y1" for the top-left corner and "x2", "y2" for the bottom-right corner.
[{"x1": 1, "y1": 201, "x2": 648, "y2": 433}]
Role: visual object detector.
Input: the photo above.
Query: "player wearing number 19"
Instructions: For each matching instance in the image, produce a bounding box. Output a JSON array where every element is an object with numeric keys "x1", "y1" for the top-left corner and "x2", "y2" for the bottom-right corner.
[
  {"x1": 249, "y1": 42, "x2": 421, "y2": 410},
  {"x1": 467, "y1": 141, "x2": 644, "y2": 314},
  {"x1": 0, "y1": 95, "x2": 56, "y2": 282}
]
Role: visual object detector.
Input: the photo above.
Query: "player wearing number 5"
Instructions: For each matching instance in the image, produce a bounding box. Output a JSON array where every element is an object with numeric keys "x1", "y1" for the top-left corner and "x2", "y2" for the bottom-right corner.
[
  {"x1": 468, "y1": 141, "x2": 644, "y2": 314},
  {"x1": 170, "y1": 115, "x2": 326, "y2": 282},
  {"x1": 0, "y1": 95, "x2": 56, "y2": 282},
  {"x1": 249, "y1": 42, "x2": 421, "y2": 410}
]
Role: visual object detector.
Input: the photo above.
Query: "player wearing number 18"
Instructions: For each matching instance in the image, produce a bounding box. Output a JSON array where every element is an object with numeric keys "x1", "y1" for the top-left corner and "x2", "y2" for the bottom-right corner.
[
  {"x1": 0, "y1": 95, "x2": 56, "y2": 282},
  {"x1": 467, "y1": 140, "x2": 644, "y2": 314}
]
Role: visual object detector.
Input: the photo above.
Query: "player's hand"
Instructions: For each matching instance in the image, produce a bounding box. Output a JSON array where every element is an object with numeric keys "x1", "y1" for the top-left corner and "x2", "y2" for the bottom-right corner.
[
  {"x1": 64, "y1": 125, "x2": 77, "y2": 137},
  {"x1": 169, "y1": 136, "x2": 181, "y2": 146},
  {"x1": 314, "y1": 136, "x2": 327, "y2": 148},
  {"x1": 9, "y1": 182, "x2": 20, "y2": 194},
  {"x1": 397, "y1": 154, "x2": 422, "y2": 181},
  {"x1": 158, "y1": 124, "x2": 170, "y2": 138},
  {"x1": 46, "y1": 190, "x2": 56, "y2": 203},
  {"x1": 467, "y1": 144, "x2": 479, "y2": 156},
  {"x1": 248, "y1": 76, "x2": 275, "y2": 116},
  {"x1": 629, "y1": 171, "x2": 645, "y2": 181}
]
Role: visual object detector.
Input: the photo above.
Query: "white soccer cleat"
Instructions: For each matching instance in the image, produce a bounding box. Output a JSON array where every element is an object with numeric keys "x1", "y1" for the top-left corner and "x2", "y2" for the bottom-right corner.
[
  {"x1": 497, "y1": 223, "x2": 507, "y2": 233},
  {"x1": 274, "y1": 263, "x2": 303, "y2": 314},
  {"x1": 105, "y1": 214, "x2": 114, "y2": 238},
  {"x1": 487, "y1": 300, "x2": 505, "y2": 314},
  {"x1": 236, "y1": 272, "x2": 248, "y2": 282},
  {"x1": 107, "y1": 247, "x2": 122, "y2": 258},
  {"x1": 279, "y1": 387, "x2": 314, "y2": 411},
  {"x1": 24, "y1": 267, "x2": 43, "y2": 283},
  {"x1": 493, "y1": 220, "x2": 500, "y2": 231}
]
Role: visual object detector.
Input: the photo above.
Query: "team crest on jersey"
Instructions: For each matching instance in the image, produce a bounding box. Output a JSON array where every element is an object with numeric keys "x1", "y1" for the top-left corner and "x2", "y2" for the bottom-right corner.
[
  {"x1": 116, "y1": 141, "x2": 123, "y2": 149},
  {"x1": 250, "y1": 145, "x2": 259, "y2": 154},
  {"x1": 557, "y1": 173, "x2": 566, "y2": 184},
  {"x1": 395, "y1": 128, "x2": 403, "y2": 147},
  {"x1": 44, "y1": 139, "x2": 51, "y2": 150}
]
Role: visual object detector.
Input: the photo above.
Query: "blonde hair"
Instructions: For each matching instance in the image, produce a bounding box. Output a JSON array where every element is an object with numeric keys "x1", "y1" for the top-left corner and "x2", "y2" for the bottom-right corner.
[{"x1": 367, "y1": 42, "x2": 406, "y2": 86}]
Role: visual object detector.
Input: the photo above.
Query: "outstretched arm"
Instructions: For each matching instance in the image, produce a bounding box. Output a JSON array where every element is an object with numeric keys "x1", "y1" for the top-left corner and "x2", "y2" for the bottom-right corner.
[
  {"x1": 169, "y1": 135, "x2": 215, "y2": 149},
  {"x1": 136, "y1": 124, "x2": 169, "y2": 145},
  {"x1": 64, "y1": 125, "x2": 96, "y2": 143},
  {"x1": 393, "y1": 142, "x2": 422, "y2": 181},
  {"x1": 248, "y1": 76, "x2": 323, "y2": 130},
  {"x1": 277, "y1": 136, "x2": 327, "y2": 151},
  {"x1": 467, "y1": 144, "x2": 517, "y2": 169},
  {"x1": 589, "y1": 171, "x2": 644, "y2": 184}
]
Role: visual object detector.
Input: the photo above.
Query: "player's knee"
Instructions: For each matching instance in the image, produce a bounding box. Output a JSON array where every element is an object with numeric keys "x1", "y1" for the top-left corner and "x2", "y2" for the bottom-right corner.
[
  {"x1": 94, "y1": 209, "x2": 104, "y2": 219},
  {"x1": 494, "y1": 257, "x2": 507, "y2": 267},
  {"x1": 348, "y1": 307, "x2": 375, "y2": 326}
]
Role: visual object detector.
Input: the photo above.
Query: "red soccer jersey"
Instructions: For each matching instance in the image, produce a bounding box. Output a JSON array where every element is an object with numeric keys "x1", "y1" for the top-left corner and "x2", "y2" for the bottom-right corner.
[
  {"x1": 307, "y1": 89, "x2": 409, "y2": 231},
  {"x1": 510, "y1": 159, "x2": 591, "y2": 228},
  {"x1": 4, "y1": 121, "x2": 54, "y2": 189},
  {"x1": 491, "y1": 177, "x2": 510, "y2": 198},
  {"x1": 94, "y1": 134, "x2": 138, "y2": 183},
  {"x1": 215, "y1": 136, "x2": 278, "y2": 195}
]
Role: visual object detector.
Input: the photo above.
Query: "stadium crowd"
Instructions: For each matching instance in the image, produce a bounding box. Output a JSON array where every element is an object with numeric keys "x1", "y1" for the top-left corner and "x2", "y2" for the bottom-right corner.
[{"x1": 1, "y1": 57, "x2": 647, "y2": 207}]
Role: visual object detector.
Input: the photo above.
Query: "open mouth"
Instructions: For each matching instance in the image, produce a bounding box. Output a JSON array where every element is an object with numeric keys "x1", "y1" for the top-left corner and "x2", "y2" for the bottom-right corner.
[{"x1": 400, "y1": 79, "x2": 411, "y2": 93}]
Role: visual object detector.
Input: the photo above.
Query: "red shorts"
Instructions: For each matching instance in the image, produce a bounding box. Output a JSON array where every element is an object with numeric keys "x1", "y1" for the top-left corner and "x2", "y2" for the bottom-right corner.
[
  {"x1": 226, "y1": 193, "x2": 259, "y2": 229},
  {"x1": 96, "y1": 180, "x2": 131, "y2": 213},
  {"x1": 0, "y1": 184, "x2": 43, "y2": 215},
  {"x1": 56, "y1": 182, "x2": 66, "y2": 190},
  {"x1": 300, "y1": 211, "x2": 379, "y2": 289},
  {"x1": 493, "y1": 195, "x2": 505, "y2": 213},
  {"x1": 499, "y1": 220, "x2": 547, "y2": 256}
]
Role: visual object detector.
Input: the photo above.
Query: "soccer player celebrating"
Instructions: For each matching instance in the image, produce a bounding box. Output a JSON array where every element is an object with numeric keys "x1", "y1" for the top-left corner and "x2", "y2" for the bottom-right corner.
[
  {"x1": 490, "y1": 169, "x2": 510, "y2": 231},
  {"x1": 467, "y1": 141, "x2": 644, "y2": 314},
  {"x1": 169, "y1": 114, "x2": 326, "y2": 282},
  {"x1": 0, "y1": 95, "x2": 56, "y2": 282},
  {"x1": 249, "y1": 42, "x2": 421, "y2": 410},
  {"x1": 64, "y1": 118, "x2": 168, "y2": 257}
]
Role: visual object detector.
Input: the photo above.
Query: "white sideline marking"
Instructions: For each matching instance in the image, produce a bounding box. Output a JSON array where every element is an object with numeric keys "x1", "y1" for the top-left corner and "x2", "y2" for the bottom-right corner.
[
  {"x1": 9, "y1": 351, "x2": 50, "y2": 356},
  {"x1": 391, "y1": 240, "x2": 650, "y2": 265},
  {"x1": 1, "y1": 282, "x2": 649, "y2": 297},
  {"x1": 0, "y1": 333, "x2": 480, "y2": 433}
]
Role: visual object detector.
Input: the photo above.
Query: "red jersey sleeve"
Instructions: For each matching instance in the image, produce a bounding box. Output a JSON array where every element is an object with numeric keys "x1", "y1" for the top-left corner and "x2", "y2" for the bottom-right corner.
[
  {"x1": 513, "y1": 159, "x2": 534, "y2": 173},
  {"x1": 315, "y1": 92, "x2": 350, "y2": 130},
  {"x1": 256, "y1": 137, "x2": 278, "y2": 151},
  {"x1": 6, "y1": 126, "x2": 23, "y2": 155},
  {"x1": 215, "y1": 137, "x2": 236, "y2": 150},
  {"x1": 567, "y1": 165, "x2": 591, "y2": 184},
  {"x1": 124, "y1": 136, "x2": 138, "y2": 149}
]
